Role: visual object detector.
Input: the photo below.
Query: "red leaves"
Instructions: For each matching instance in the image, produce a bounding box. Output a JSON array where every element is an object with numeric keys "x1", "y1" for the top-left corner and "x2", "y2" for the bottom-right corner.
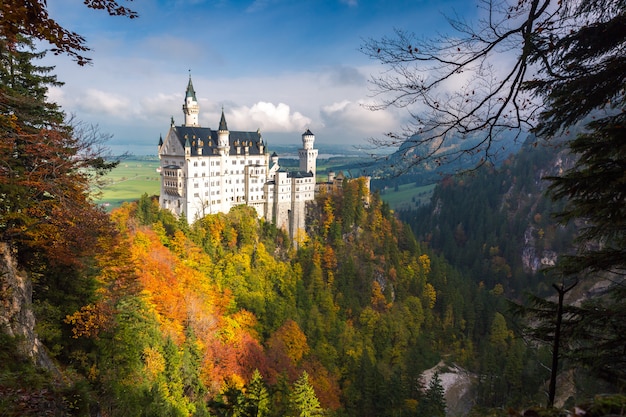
[{"x1": 0, "y1": 0, "x2": 138, "y2": 65}]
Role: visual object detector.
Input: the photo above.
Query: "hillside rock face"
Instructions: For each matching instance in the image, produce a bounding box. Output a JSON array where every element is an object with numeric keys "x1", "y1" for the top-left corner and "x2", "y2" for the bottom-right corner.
[
  {"x1": 0, "y1": 243, "x2": 56, "y2": 372},
  {"x1": 422, "y1": 361, "x2": 475, "y2": 417}
]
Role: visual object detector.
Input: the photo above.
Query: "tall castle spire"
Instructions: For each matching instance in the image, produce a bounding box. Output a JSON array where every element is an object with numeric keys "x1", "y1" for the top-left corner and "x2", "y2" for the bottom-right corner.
[
  {"x1": 219, "y1": 106, "x2": 228, "y2": 131},
  {"x1": 218, "y1": 107, "x2": 229, "y2": 153},
  {"x1": 183, "y1": 72, "x2": 199, "y2": 127}
]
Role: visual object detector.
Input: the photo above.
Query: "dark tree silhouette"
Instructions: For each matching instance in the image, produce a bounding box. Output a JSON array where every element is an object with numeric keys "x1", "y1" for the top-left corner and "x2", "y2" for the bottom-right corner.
[{"x1": 361, "y1": 0, "x2": 625, "y2": 170}]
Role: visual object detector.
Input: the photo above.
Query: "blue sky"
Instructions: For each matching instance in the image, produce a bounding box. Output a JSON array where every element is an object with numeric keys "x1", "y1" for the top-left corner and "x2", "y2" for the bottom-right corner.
[{"x1": 43, "y1": 0, "x2": 476, "y2": 155}]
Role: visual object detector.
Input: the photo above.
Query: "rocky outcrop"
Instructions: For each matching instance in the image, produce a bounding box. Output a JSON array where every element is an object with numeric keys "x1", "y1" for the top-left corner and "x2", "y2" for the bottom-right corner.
[
  {"x1": 0, "y1": 243, "x2": 57, "y2": 373},
  {"x1": 422, "y1": 361, "x2": 475, "y2": 417},
  {"x1": 521, "y1": 226, "x2": 558, "y2": 274}
]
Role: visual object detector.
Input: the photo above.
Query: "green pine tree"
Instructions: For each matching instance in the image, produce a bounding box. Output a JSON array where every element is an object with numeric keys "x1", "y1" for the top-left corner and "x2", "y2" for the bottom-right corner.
[
  {"x1": 288, "y1": 371, "x2": 323, "y2": 417},
  {"x1": 243, "y1": 369, "x2": 270, "y2": 417},
  {"x1": 546, "y1": 113, "x2": 626, "y2": 386},
  {"x1": 419, "y1": 371, "x2": 446, "y2": 417}
]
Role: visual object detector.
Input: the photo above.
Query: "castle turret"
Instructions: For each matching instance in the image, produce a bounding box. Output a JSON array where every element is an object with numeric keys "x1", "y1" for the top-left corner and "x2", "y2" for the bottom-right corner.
[
  {"x1": 183, "y1": 74, "x2": 199, "y2": 127},
  {"x1": 299, "y1": 129, "x2": 318, "y2": 175},
  {"x1": 218, "y1": 108, "x2": 229, "y2": 155},
  {"x1": 184, "y1": 135, "x2": 191, "y2": 157}
]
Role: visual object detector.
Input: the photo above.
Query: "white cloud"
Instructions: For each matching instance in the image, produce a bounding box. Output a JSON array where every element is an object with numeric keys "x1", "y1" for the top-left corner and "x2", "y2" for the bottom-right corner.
[
  {"x1": 76, "y1": 89, "x2": 132, "y2": 117},
  {"x1": 139, "y1": 93, "x2": 182, "y2": 121},
  {"x1": 47, "y1": 86, "x2": 65, "y2": 105},
  {"x1": 321, "y1": 99, "x2": 397, "y2": 135},
  {"x1": 42, "y1": 52, "x2": 395, "y2": 151},
  {"x1": 228, "y1": 102, "x2": 312, "y2": 133}
]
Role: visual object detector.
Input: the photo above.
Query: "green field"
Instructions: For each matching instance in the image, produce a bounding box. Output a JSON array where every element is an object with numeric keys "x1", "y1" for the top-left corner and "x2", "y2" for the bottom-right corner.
[
  {"x1": 95, "y1": 158, "x2": 161, "y2": 210},
  {"x1": 379, "y1": 183, "x2": 436, "y2": 211}
]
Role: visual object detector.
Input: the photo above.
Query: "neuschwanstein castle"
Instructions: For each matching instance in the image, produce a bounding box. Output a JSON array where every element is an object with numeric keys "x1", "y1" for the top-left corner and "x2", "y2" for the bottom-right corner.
[{"x1": 157, "y1": 76, "x2": 318, "y2": 239}]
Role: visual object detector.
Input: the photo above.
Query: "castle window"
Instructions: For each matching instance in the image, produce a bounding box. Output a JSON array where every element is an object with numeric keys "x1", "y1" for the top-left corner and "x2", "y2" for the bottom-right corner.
[
  {"x1": 194, "y1": 162, "x2": 198, "y2": 167},
  {"x1": 194, "y1": 193, "x2": 199, "y2": 197},
  {"x1": 201, "y1": 161, "x2": 206, "y2": 166}
]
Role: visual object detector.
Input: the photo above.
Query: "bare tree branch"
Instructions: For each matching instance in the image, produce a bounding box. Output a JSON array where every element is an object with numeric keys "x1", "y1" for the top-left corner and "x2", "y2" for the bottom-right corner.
[{"x1": 360, "y1": 0, "x2": 621, "y2": 172}]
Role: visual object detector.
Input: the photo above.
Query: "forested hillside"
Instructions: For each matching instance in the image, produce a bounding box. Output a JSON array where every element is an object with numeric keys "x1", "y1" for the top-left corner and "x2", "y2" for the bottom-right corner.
[
  {"x1": 3, "y1": 173, "x2": 555, "y2": 416},
  {"x1": 399, "y1": 138, "x2": 577, "y2": 297}
]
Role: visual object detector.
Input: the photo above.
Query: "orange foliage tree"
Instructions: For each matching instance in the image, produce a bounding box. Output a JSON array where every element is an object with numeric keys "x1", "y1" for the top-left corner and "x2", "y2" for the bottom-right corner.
[
  {"x1": 266, "y1": 319, "x2": 310, "y2": 382},
  {"x1": 105, "y1": 206, "x2": 271, "y2": 395}
]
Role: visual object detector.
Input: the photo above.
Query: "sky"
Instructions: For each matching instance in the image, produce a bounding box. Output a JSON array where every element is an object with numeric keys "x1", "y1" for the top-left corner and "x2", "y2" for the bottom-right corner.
[{"x1": 42, "y1": 0, "x2": 477, "y2": 156}]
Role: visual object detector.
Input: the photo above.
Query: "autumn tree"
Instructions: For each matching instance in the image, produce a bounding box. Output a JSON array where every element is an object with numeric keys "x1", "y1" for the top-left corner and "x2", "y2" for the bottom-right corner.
[
  {"x1": 0, "y1": 35, "x2": 116, "y2": 268},
  {"x1": 0, "y1": 0, "x2": 137, "y2": 65}
]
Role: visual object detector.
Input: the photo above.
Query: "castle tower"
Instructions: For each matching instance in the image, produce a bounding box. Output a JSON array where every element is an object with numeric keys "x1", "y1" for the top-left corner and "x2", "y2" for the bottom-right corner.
[
  {"x1": 299, "y1": 129, "x2": 318, "y2": 175},
  {"x1": 218, "y1": 108, "x2": 230, "y2": 155},
  {"x1": 183, "y1": 74, "x2": 199, "y2": 127}
]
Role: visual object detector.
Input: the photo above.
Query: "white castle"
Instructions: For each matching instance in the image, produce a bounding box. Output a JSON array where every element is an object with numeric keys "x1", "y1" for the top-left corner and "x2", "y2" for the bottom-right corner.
[{"x1": 158, "y1": 76, "x2": 318, "y2": 239}]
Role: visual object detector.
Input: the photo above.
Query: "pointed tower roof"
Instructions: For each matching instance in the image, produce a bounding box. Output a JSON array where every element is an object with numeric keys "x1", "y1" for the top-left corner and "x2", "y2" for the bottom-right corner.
[
  {"x1": 185, "y1": 73, "x2": 197, "y2": 101},
  {"x1": 158, "y1": 134, "x2": 163, "y2": 146},
  {"x1": 219, "y1": 108, "x2": 228, "y2": 131}
]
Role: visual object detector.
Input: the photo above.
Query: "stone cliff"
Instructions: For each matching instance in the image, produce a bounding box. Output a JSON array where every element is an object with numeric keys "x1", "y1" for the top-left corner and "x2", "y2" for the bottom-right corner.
[{"x1": 0, "y1": 243, "x2": 57, "y2": 372}]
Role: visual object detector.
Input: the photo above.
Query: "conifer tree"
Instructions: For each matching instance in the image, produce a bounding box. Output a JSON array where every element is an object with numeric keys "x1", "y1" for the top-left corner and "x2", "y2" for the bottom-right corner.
[
  {"x1": 243, "y1": 369, "x2": 270, "y2": 417},
  {"x1": 288, "y1": 371, "x2": 323, "y2": 417},
  {"x1": 545, "y1": 113, "x2": 626, "y2": 386},
  {"x1": 419, "y1": 372, "x2": 446, "y2": 417}
]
